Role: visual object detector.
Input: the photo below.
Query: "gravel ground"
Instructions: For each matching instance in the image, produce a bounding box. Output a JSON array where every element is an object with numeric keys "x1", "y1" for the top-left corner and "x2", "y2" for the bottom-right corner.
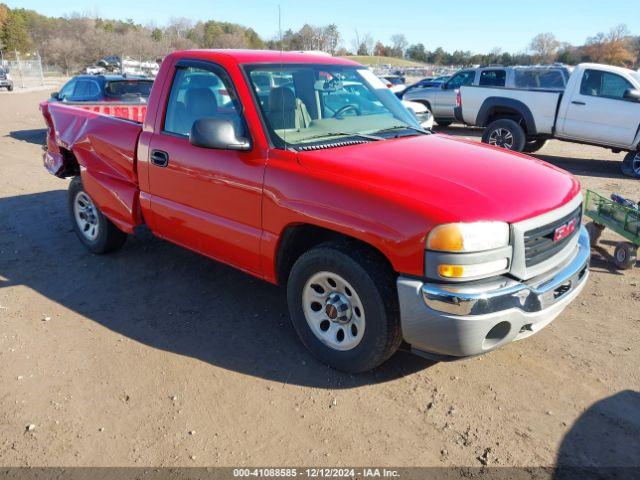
[{"x1": 0, "y1": 90, "x2": 638, "y2": 469}]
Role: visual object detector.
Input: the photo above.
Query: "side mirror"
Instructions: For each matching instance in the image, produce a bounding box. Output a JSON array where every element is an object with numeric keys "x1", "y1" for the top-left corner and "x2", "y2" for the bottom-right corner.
[
  {"x1": 623, "y1": 88, "x2": 640, "y2": 102},
  {"x1": 189, "y1": 117, "x2": 251, "y2": 151},
  {"x1": 51, "y1": 91, "x2": 60, "y2": 100}
]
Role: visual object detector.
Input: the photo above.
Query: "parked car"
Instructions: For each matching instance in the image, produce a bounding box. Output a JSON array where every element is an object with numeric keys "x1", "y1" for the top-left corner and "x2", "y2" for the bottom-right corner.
[
  {"x1": 456, "y1": 63, "x2": 640, "y2": 177},
  {"x1": 40, "y1": 50, "x2": 590, "y2": 372},
  {"x1": 403, "y1": 100, "x2": 434, "y2": 129},
  {"x1": 400, "y1": 75, "x2": 451, "y2": 98},
  {"x1": 48, "y1": 75, "x2": 154, "y2": 122},
  {"x1": 381, "y1": 74, "x2": 406, "y2": 94},
  {"x1": 404, "y1": 66, "x2": 571, "y2": 127},
  {"x1": 0, "y1": 66, "x2": 14, "y2": 91}
]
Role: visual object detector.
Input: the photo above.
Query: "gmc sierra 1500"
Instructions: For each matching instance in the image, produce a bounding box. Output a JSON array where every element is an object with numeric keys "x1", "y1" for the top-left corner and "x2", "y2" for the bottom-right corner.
[{"x1": 41, "y1": 50, "x2": 590, "y2": 372}]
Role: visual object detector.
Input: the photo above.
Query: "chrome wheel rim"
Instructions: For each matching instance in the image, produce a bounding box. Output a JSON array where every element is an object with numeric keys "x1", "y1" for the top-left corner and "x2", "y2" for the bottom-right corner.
[
  {"x1": 302, "y1": 271, "x2": 365, "y2": 351},
  {"x1": 488, "y1": 128, "x2": 514, "y2": 149},
  {"x1": 73, "y1": 191, "x2": 99, "y2": 241}
]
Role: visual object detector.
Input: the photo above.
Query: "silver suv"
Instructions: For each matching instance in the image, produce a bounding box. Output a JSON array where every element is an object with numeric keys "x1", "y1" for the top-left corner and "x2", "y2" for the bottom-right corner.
[{"x1": 403, "y1": 65, "x2": 571, "y2": 126}]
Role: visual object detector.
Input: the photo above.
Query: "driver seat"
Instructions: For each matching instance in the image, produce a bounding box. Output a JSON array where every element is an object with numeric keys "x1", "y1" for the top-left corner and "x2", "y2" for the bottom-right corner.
[{"x1": 268, "y1": 87, "x2": 311, "y2": 130}]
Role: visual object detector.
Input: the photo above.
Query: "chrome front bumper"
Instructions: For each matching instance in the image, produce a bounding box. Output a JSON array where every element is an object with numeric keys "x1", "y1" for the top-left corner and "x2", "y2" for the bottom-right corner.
[{"x1": 397, "y1": 226, "x2": 590, "y2": 358}]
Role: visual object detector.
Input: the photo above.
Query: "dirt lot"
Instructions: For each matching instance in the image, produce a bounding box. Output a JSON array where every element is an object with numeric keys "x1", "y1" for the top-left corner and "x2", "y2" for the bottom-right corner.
[{"x1": 0, "y1": 90, "x2": 638, "y2": 469}]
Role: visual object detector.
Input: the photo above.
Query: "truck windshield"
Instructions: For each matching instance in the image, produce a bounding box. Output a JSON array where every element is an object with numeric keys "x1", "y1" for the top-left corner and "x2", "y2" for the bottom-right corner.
[{"x1": 244, "y1": 64, "x2": 421, "y2": 148}]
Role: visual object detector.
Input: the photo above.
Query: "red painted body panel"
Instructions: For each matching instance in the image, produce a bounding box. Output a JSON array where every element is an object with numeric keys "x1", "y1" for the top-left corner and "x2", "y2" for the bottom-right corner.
[
  {"x1": 41, "y1": 102, "x2": 142, "y2": 233},
  {"x1": 41, "y1": 49, "x2": 581, "y2": 283}
]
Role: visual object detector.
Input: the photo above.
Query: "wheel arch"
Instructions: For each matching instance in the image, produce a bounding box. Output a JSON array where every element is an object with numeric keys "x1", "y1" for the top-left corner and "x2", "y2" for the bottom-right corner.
[
  {"x1": 274, "y1": 223, "x2": 395, "y2": 286},
  {"x1": 477, "y1": 97, "x2": 537, "y2": 135}
]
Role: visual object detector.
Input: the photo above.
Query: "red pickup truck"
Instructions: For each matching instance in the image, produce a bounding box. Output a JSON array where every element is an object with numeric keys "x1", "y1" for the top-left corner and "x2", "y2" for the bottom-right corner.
[{"x1": 40, "y1": 50, "x2": 590, "y2": 372}]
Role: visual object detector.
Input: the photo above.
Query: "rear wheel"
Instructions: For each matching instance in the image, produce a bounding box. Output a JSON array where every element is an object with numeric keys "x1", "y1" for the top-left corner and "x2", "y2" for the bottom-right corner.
[
  {"x1": 68, "y1": 177, "x2": 127, "y2": 254},
  {"x1": 436, "y1": 120, "x2": 452, "y2": 127},
  {"x1": 613, "y1": 242, "x2": 637, "y2": 270},
  {"x1": 287, "y1": 243, "x2": 402, "y2": 373},
  {"x1": 523, "y1": 138, "x2": 548, "y2": 153},
  {"x1": 7, "y1": 85, "x2": 13, "y2": 92},
  {"x1": 621, "y1": 151, "x2": 640, "y2": 179},
  {"x1": 482, "y1": 119, "x2": 526, "y2": 152}
]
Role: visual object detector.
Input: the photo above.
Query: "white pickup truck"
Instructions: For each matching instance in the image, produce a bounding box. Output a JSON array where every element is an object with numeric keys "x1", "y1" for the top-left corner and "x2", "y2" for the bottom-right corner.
[{"x1": 456, "y1": 63, "x2": 640, "y2": 177}]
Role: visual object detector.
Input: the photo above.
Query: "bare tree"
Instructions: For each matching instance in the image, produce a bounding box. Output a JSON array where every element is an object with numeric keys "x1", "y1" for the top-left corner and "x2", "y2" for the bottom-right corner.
[
  {"x1": 584, "y1": 24, "x2": 636, "y2": 66},
  {"x1": 529, "y1": 33, "x2": 560, "y2": 63},
  {"x1": 390, "y1": 33, "x2": 408, "y2": 57}
]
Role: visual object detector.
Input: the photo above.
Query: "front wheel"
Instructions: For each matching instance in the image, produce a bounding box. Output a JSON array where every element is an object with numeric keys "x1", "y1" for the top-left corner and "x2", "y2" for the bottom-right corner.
[
  {"x1": 287, "y1": 244, "x2": 402, "y2": 373},
  {"x1": 482, "y1": 119, "x2": 526, "y2": 152},
  {"x1": 614, "y1": 242, "x2": 638, "y2": 270},
  {"x1": 436, "y1": 120, "x2": 452, "y2": 128},
  {"x1": 621, "y1": 151, "x2": 640, "y2": 179},
  {"x1": 68, "y1": 177, "x2": 127, "y2": 254}
]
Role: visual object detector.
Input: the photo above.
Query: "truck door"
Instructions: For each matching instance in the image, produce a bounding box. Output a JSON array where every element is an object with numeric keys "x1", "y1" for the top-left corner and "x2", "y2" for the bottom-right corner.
[
  {"x1": 146, "y1": 60, "x2": 266, "y2": 275},
  {"x1": 557, "y1": 68, "x2": 640, "y2": 147}
]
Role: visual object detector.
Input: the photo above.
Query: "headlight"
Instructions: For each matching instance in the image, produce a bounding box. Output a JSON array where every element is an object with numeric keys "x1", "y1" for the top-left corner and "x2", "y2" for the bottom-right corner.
[
  {"x1": 427, "y1": 222, "x2": 509, "y2": 253},
  {"x1": 426, "y1": 222, "x2": 511, "y2": 281}
]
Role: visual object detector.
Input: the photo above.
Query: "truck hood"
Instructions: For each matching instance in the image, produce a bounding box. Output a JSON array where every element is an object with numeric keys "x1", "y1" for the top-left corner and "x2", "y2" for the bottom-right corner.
[{"x1": 297, "y1": 134, "x2": 580, "y2": 224}]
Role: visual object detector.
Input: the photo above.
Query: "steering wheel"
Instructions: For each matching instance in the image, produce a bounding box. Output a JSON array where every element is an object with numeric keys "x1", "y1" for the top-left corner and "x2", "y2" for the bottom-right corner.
[{"x1": 333, "y1": 104, "x2": 361, "y2": 119}]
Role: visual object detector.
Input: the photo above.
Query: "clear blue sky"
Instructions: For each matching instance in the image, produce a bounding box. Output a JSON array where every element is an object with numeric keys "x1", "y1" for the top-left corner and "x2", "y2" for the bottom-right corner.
[{"x1": 6, "y1": 0, "x2": 640, "y2": 53}]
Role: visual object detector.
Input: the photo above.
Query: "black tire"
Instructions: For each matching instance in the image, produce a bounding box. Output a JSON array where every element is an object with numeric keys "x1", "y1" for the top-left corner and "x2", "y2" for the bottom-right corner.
[
  {"x1": 7, "y1": 85, "x2": 13, "y2": 92},
  {"x1": 482, "y1": 119, "x2": 526, "y2": 152},
  {"x1": 613, "y1": 242, "x2": 638, "y2": 270},
  {"x1": 68, "y1": 177, "x2": 127, "y2": 254},
  {"x1": 523, "y1": 138, "x2": 548, "y2": 153},
  {"x1": 287, "y1": 243, "x2": 402, "y2": 373},
  {"x1": 436, "y1": 120, "x2": 452, "y2": 127},
  {"x1": 621, "y1": 151, "x2": 640, "y2": 179},
  {"x1": 585, "y1": 222, "x2": 605, "y2": 245}
]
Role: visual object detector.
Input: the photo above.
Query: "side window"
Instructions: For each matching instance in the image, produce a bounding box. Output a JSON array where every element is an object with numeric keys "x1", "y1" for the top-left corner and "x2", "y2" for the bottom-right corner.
[
  {"x1": 58, "y1": 80, "x2": 76, "y2": 101},
  {"x1": 479, "y1": 70, "x2": 506, "y2": 87},
  {"x1": 580, "y1": 70, "x2": 633, "y2": 99},
  {"x1": 71, "y1": 80, "x2": 101, "y2": 101},
  {"x1": 537, "y1": 71, "x2": 565, "y2": 90},
  {"x1": 446, "y1": 71, "x2": 475, "y2": 89},
  {"x1": 515, "y1": 70, "x2": 566, "y2": 90},
  {"x1": 164, "y1": 66, "x2": 241, "y2": 136},
  {"x1": 601, "y1": 72, "x2": 633, "y2": 99}
]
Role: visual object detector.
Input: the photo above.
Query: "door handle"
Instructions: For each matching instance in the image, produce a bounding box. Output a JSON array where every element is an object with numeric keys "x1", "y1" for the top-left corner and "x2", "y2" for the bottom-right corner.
[
  {"x1": 150, "y1": 149, "x2": 169, "y2": 167},
  {"x1": 571, "y1": 101, "x2": 586, "y2": 106}
]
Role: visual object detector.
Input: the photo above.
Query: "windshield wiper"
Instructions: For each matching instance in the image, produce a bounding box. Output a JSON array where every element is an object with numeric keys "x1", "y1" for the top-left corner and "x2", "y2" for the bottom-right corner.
[
  {"x1": 300, "y1": 131, "x2": 384, "y2": 143},
  {"x1": 374, "y1": 125, "x2": 432, "y2": 136}
]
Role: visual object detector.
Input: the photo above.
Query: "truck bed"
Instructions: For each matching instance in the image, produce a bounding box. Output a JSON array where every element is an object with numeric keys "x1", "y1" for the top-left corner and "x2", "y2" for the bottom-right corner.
[
  {"x1": 41, "y1": 102, "x2": 143, "y2": 232},
  {"x1": 62, "y1": 102, "x2": 147, "y2": 123},
  {"x1": 459, "y1": 85, "x2": 562, "y2": 135}
]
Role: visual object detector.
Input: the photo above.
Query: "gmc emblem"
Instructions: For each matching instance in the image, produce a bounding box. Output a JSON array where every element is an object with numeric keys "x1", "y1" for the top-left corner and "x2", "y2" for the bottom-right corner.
[{"x1": 554, "y1": 218, "x2": 578, "y2": 242}]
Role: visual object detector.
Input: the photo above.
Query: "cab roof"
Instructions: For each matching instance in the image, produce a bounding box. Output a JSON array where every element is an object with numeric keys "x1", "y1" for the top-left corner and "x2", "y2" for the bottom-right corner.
[{"x1": 173, "y1": 49, "x2": 361, "y2": 66}]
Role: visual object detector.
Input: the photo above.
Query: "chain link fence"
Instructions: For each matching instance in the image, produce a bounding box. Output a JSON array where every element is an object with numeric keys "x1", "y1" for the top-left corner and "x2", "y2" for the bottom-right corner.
[{"x1": 2, "y1": 52, "x2": 44, "y2": 89}]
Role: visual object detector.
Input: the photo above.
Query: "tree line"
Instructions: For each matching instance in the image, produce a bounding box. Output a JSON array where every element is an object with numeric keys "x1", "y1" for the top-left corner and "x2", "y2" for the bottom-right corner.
[{"x1": 1, "y1": 3, "x2": 638, "y2": 74}]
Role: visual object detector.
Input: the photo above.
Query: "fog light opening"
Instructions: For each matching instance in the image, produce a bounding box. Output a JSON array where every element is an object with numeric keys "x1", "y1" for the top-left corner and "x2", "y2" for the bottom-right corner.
[{"x1": 483, "y1": 321, "x2": 511, "y2": 350}]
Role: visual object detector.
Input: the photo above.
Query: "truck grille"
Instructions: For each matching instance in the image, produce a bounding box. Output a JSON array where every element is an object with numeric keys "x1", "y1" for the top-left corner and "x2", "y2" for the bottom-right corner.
[{"x1": 523, "y1": 206, "x2": 582, "y2": 267}]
